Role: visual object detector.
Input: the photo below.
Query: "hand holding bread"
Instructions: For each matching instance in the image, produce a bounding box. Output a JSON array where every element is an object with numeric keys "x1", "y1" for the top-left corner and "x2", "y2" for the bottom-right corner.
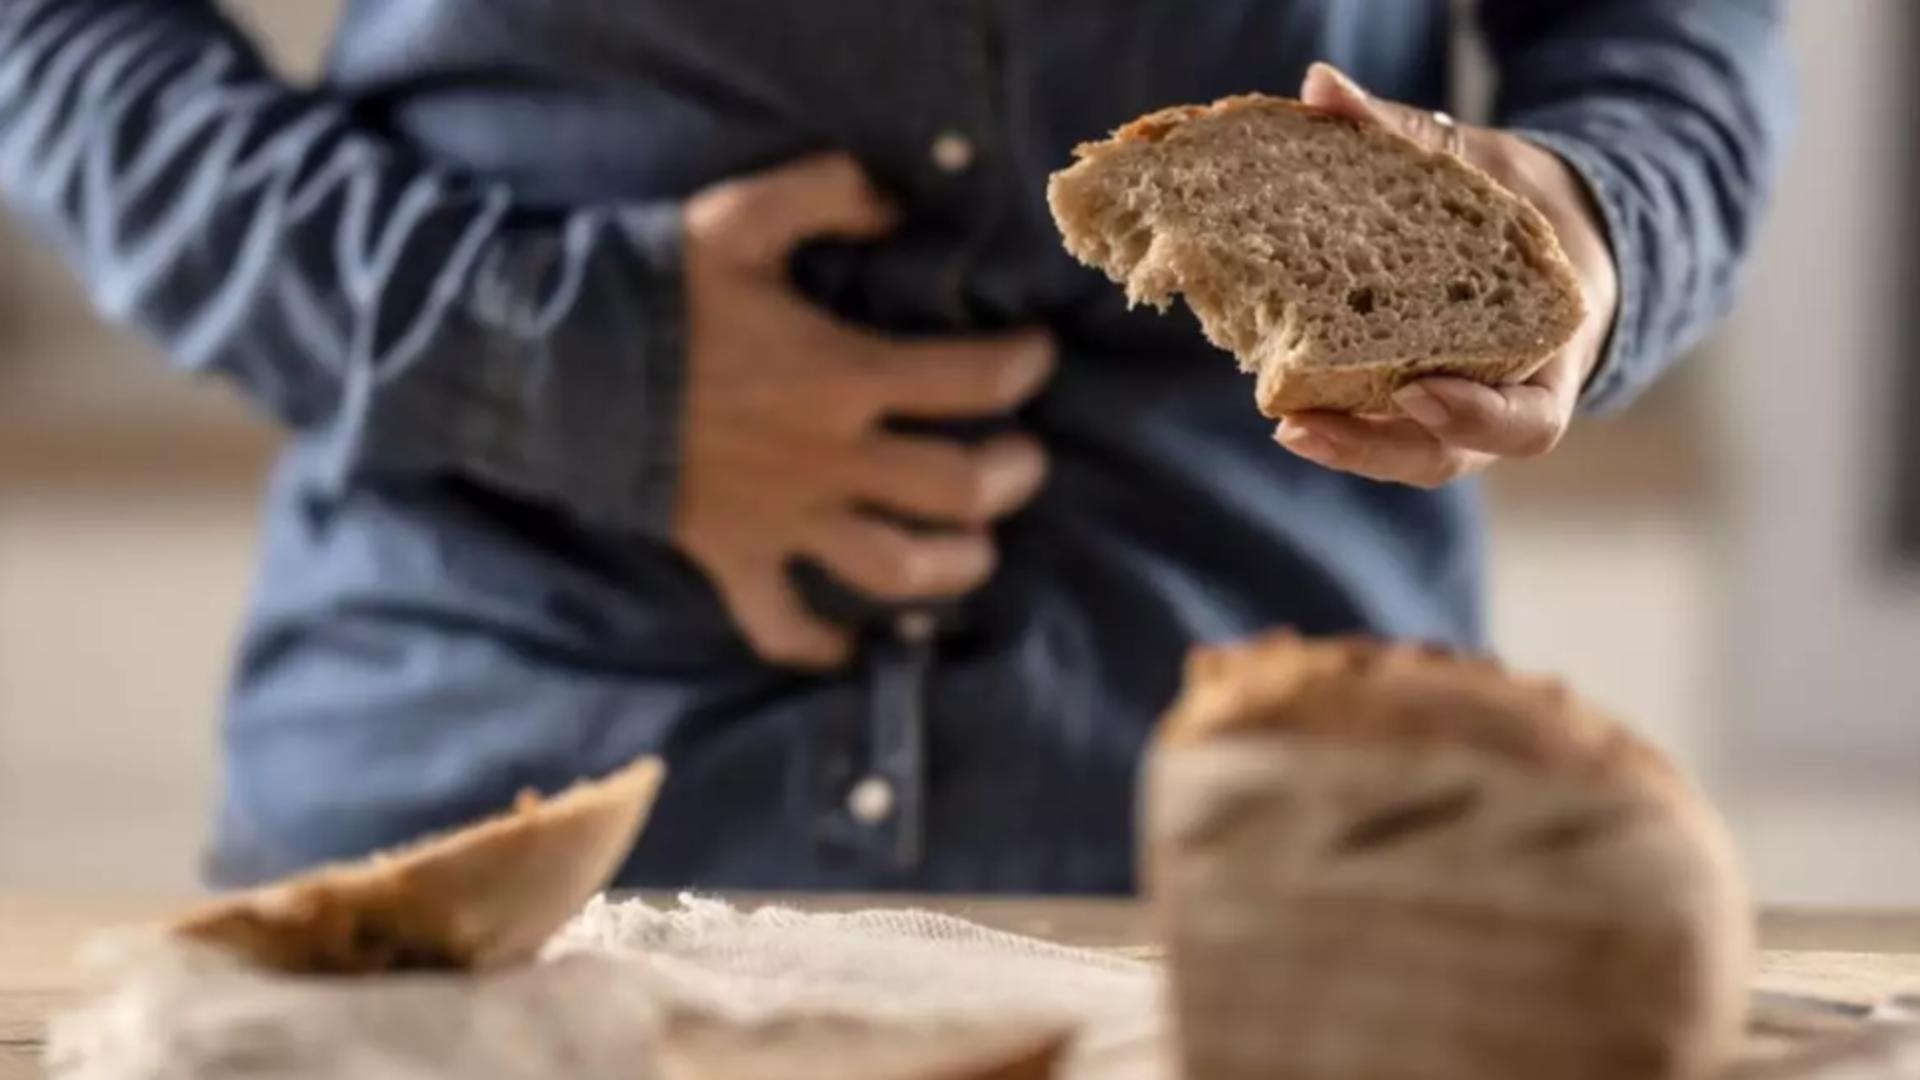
[
  {"x1": 1049, "y1": 63, "x2": 1620, "y2": 489},
  {"x1": 1278, "y1": 64, "x2": 1620, "y2": 487}
]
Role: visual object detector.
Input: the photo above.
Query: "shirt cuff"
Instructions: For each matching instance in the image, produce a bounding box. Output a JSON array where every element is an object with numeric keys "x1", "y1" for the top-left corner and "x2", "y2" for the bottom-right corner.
[
  {"x1": 350, "y1": 201, "x2": 688, "y2": 536},
  {"x1": 1513, "y1": 129, "x2": 1641, "y2": 416}
]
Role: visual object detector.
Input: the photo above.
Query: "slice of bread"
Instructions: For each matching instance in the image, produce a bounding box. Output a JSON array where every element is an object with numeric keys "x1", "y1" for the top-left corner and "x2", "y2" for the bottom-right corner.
[
  {"x1": 655, "y1": 1011, "x2": 1071, "y2": 1080},
  {"x1": 1048, "y1": 95, "x2": 1586, "y2": 415},
  {"x1": 1146, "y1": 633, "x2": 1750, "y2": 1080},
  {"x1": 171, "y1": 755, "x2": 666, "y2": 974}
]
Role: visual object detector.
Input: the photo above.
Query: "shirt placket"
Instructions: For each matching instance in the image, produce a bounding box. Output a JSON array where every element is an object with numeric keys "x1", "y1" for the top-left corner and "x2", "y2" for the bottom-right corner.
[
  {"x1": 806, "y1": 609, "x2": 943, "y2": 876},
  {"x1": 851, "y1": 610, "x2": 937, "y2": 869},
  {"x1": 805, "y1": 0, "x2": 1006, "y2": 879}
]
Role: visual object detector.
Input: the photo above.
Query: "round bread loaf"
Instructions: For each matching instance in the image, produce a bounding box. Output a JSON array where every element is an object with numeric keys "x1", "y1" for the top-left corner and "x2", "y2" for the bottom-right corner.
[{"x1": 1147, "y1": 632, "x2": 1750, "y2": 1080}]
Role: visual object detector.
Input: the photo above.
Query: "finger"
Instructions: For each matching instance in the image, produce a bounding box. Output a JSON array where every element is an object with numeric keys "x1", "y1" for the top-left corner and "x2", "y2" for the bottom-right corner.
[
  {"x1": 865, "y1": 330, "x2": 1057, "y2": 419},
  {"x1": 849, "y1": 433, "x2": 1048, "y2": 527},
  {"x1": 688, "y1": 153, "x2": 898, "y2": 267},
  {"x1": 1300, "y1": 61, "x2": 1377, "y2": 123},
  {"x1": 1277, "y1": 412, "x2": 1488, "y2": 488},
  {"x1": 1300, "y1": 62, "x2": 1465, "y2": 157},
  {"x1": 800, "y1": 514, "x2": 998, "y2": 602},
  {"x1": 709, "y1": 557, "x2": 853, "y2": 669},
  {"x1": 1390, "y1": 376, "x2": 1567, "y2": 458},
  {"x1": 1525, "y1": 343, "x2": 1597, "y2": 400}
]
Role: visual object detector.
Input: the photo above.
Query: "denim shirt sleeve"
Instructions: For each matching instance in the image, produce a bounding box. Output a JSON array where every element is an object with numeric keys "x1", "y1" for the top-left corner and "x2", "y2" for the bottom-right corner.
[
  {"x1": 0, "y1": 1, "x2": 687, "y2": 534},
  {"x1": 1479, "y1": 0, "x2": 1793, "y2": 414}
]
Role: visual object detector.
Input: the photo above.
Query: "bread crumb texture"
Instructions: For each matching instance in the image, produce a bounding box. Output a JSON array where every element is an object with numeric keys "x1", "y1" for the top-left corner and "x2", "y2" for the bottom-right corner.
[{"x1": 1048, "y1": 95, "x2": 1585, "y2": 414}]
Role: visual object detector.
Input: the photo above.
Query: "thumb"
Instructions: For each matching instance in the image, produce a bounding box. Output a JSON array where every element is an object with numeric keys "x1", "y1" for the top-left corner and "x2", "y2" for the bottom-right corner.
[
  {"x1": 688, "y1": 153, "x2": 899, "y2": 268},
  {"x1": 1301, "y1": 62, "x2": 1463, "y2": 157}
]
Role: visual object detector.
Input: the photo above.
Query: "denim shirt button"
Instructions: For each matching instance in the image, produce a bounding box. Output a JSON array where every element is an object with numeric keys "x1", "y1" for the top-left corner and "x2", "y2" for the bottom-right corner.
[
  {"x1": 893, "y1": 609, "x2": 937, "y2": 643},
  {"x1": 847, "y1": 774, "x2": 897, "y2": 825},
  {"x1": 929, "y1": 130, "x2": 975, "y2": 174}
]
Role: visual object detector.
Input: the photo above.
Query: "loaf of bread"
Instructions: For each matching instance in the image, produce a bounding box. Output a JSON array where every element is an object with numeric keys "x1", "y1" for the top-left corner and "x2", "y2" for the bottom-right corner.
[
  {"x1": 1047, "y1": 95, "x2": 1585, "y2": 415},
  {"x1": 1145, "y1": 633, "x2": 1750, "y2": 1080},
  {"x1": 172, "y1": 756, "x2": 665, "y2": 974}
]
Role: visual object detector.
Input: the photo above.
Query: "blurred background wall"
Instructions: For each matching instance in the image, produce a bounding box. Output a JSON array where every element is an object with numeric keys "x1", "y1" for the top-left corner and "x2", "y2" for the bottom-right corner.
[{"x1": 0, "y1": 4, "x2": 1913, "y2": 903}]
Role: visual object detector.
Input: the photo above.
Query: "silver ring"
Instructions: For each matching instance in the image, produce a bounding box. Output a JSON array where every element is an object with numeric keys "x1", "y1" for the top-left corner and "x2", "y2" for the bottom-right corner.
[{"x1": 1431, "y1": 110, "x2": 1464, "y2": 156}]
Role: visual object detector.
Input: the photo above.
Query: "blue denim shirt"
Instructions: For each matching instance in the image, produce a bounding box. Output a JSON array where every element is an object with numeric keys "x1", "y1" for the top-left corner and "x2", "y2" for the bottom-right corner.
[{"x1": 0, "y1": 1, "x2": 1789, "y2": 892}]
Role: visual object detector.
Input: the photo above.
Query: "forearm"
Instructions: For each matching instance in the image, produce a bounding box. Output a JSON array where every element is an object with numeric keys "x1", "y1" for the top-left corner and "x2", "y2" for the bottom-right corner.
[
  {"x1": 1482, "y1": 0, "x2": 1793, "y2": 412},
  {"x1": 0, "y1": 0, "x2": 686, "y2": 531}
]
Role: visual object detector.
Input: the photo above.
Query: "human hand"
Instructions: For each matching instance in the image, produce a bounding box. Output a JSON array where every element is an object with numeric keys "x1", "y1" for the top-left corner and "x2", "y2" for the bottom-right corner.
[
  {"x1": 1274, "y1": 63, "x2": 1620, "y2": 488},
  {"x1": 675, "y1": 155, "x2": 1055, "y2": 668}
]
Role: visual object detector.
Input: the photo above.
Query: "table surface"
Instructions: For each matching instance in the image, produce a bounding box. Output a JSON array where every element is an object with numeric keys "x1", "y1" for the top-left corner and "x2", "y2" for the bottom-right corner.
[{"x1": 4, "y1": 894, "x2": 1917, "y2": 1080}]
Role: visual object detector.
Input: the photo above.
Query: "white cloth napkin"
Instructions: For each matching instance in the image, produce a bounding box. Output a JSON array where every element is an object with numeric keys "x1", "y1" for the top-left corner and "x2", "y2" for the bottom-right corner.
[{"x1": 46, "y1": 895, "x2": 1170, "y2": 1080}]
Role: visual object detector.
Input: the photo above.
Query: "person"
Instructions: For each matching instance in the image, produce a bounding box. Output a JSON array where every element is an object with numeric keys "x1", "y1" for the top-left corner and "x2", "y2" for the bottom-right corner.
[{"x1": 0, "y1": 2, "x2": 1790, "y2": 892}]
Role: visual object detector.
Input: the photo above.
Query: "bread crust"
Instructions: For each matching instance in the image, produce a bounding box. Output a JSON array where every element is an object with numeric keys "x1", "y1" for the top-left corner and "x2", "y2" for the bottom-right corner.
[
  {"x1": 171, "y1": 756, "x2": 666, "y2": 974},
  {"x1": 1159, "y1": 631, "x2": 1682, "y2": 803},
  {"x1": 656, "y1": 1012, "x2": 1072, "y2": 1080},
  {"x1": 1256, "y1": 345, "x2": 1554, "y2": 415}
]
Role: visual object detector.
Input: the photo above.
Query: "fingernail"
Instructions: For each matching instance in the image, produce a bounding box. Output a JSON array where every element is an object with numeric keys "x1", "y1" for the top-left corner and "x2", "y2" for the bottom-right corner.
[
  {"x1": 1314, "y1": 62, "x2": 1369, "y2": 101},
  {"x1": 1393, "y1": 384, "x2": 1449, "y2": 427},
  {"x1": 1277, "y1": 426, "x2": 1335, "y2": 458}
]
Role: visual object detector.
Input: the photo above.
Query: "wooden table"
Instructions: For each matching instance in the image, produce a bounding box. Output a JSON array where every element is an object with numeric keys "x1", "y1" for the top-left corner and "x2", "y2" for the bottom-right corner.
[{"x1": 3, "y1": 894, "x2": 1916, "y2": 1079}]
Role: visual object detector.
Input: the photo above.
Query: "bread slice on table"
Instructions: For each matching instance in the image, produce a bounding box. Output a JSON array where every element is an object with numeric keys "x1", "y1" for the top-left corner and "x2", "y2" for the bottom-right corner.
[
  {"x1": 1047, "y1": 94, "x2": 1586, "y2": 415},
  {"x1": 1146, "y1": 633, "x2": 1750, "y2": 1080},
  {"x1": 170, "y1": 756, "x2": 666, "y2": 975},
  {"x1": 655, "y1": 1011, "x2": 1072, "y2": 1080}
]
